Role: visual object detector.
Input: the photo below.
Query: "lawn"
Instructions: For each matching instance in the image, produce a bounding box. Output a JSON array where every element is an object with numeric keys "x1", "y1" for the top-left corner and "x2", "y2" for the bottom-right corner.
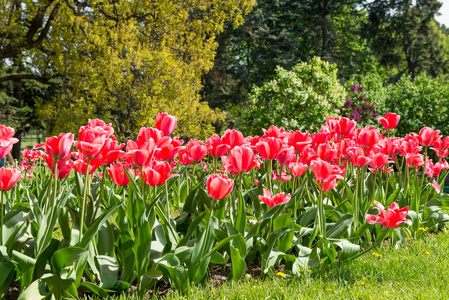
[{"x1": 105, "y1": 230, "x2": 449, "y2": 300}]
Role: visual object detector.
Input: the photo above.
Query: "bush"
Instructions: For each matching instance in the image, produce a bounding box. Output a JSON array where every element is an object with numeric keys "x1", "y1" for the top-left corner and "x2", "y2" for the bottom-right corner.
[
  {"x1": 385, "y1": 75, "x2": 449, "y2": 136},
  {"x1": 238, "y1": 57, "x2": 346, "y2": 135}
]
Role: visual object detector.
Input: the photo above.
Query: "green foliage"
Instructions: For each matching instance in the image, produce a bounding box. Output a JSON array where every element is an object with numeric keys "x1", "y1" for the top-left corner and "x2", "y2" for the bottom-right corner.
[
  {"x1": 385, "y1": 75, "x2": 449, "y2": 136},
  {"x1": 239, "y1": 57, "x2": 346, "y2": 135}
]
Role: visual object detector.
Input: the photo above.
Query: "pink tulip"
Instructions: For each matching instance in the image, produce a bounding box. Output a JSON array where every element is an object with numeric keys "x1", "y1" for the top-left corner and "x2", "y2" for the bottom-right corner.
[
  {"x1": 258, "y1": 188, "x2": 291, "y2": 207},
  {"x1": 419, "y1": 127, "x2": 441, "y2": 147},
  {"x1": 35, "y1": 133, "x2": 74, "y2": 159},
  {"x1": 207, "y1": 174, "x2": 234, "y2": 200},
  {"x1": 155, "y1": 113, "x2": 177, "y2": 136},
  {"x1": 365, "y1": 201, "x2": 411, "y2": 228},
  {"x1": 0, "y1": 125, "x2": 19, "y2": 159},
  {"x1": 378, "y1": 113, "x2": 400, "y2": 130},
  {"x1": 0, "y1": 168, "x2": 22, "y2": 191}
]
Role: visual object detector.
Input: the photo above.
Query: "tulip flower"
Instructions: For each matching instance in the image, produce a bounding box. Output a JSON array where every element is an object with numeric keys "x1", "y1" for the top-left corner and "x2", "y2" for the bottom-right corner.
[
  {"x1": 326, "y1": 117, "x2": 340, "y2": 131},
  {"x1": 222, "y1": 146, "x2": 258, "y2": 174},
  {"x1": 335, "y1": 118, "x2": 357, "y2": 137},
  {"x1": 287, "y1": 130, "x2": 312, "y2": 153},
  {"x1": 207, "y1": 174, "x2": 234, "y2": 200},
  {"x1": 108, "y1": 163, "x2": 134, "y2": 186},
  {"x1": 207, "y1": 135, "x2": 231, "y2": 157},
  {"x1": 142, "y1": 161, "x2": 179, "y2": 186},
  {"x1": 87, "y1": 119, "x2": 114, "y2": 137},
  {"x1": 419, "y1": 127, "x2": 441, "y2": 147},
  {"x1": 272, "y1": 169, "x2": 291, "y2": 182},
  {"x1": 262, "y1": 125, "x2": 287, "y2": 139},
  {"x1": 288, "y1": 162, "x2": 307, "y2": 177},
  {"x1": 348, "y1": 147, "x2": 371, "y2": 167},
  {"x1": 0, "y1": 168, "x2": 22, "y2": 191},
  {"x1": 0, "y1": 125, "x2": 19, "y2": 159},
  {"x1": 34, "y1": 133, "x2": 74, "y2": 159},
  {"x1": 69, "y1": 156, "x2": 102, "y2": 175},
  {"x1": 406, "y1": 153, "x2": 424, "y2": 170},
  {"x1": 126, "y1": 139, "x2": 157, "y2": 167},
  {"x1": 356, "y1": 128, "x2": 380, "y2": 148},
  {"x1": 178, "y1": 149, "x2": 193, "y2": 165},
  {"x1": 256, "y1": 137, "x2": 283, "y2": 160},
  {"x1": 275, "y1": 146, "x2": 295, "y2": 165},
  {"x1": 186, "y1": 139, "x2": 208, "y2": 162},
  {"x1": 76, "y1": 126, "x2": 108, "y2": 158},
  {"x1": 258, "y1": 188, "x2": 291, "y2": 207},
  {"x1": 368, "y1": 153, "x2": 390, "y2": 169},
  {"x1": 136, "y1": 127, "x2": 171, "y2": 148},
  {"x1": 222, "y1": 129, "x2": 246, "y2": 149},
  {"x1": 378, "y1": 113, "x2": 400, "y2": 130},
  {"x1": 155, "y1": 113, "x2": 177, "y2": 136},
  {"x1": 154, "y1": 137, "x2": 185, "y2": 161},
  {"x1": 365, "y1": 201, "x2": 412, "y2": 228},
  {"x1": 42, "y1": 153, "x2": 73, "y2": 179}
]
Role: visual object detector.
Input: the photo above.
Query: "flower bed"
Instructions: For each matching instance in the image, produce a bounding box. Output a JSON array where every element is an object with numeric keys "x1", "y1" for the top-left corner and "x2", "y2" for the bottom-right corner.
[{"x1": 0, "y1": 113, "x2": 448, "y2": 299}]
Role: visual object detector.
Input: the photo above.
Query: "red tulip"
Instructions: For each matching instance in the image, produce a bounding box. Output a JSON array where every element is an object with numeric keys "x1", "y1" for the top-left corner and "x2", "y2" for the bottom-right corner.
[
  {"x1": 365, "y1": 201, "x2": 412, "y2": 228},
  {"x1": 42, "y1": 153, "x2": 73, "y2": 179},
  {"x1": 142, "y1": 161, "x2": 179, "y2": 186},
  {"x1": 222, "y1": 129, "x2": 245, "y2": 149},
  {"x1": 326, "y1": 117, "x2": 340, "y2": 131},
  {"x1": 126, "y1": 139, "x2": 157, "y2": 167},
  {"x1": 256, "y1": 137, "x2": 283, "y2": 160},
  {"x1": 108, "y1": 163, "x2": 134, "y2": 186},
  {"x1": 399, "y1": 139, "x2": 422, "y2": 156},
  {"x1": 0, "y1": 125, "x2": 19, "y2": 159},
  {"x1": 76, "y1": 126, "x2": 108, "y2": 158},
  {"x1": 258, "y1": 188, "x2": 291, "y2": 207},
  {"x1": 223, "y1": 146, "x2": 258, "y2": 174},
  {"x1": 154, "y1": 137, "x2": 185, "y2": 161},
  {"x1": 369, "y1": 153, "x2": 390, "y2": 169},
  {"x1": 207, "y1": 135, "x2": 231, "y2": 157},
  {"x1": 288, "y1": 162, "x2": 307, "y2": 177},
  {"x1": 356, "y1": 128, "x2": 380, "y2": 148},
  {"x1": 335, "y1": 118, "x2": 357, "y2": 137},
  {"x1": 287, "y1": 130, "x2": 312, "y2": 153},
  {"x1": 22, "y1": 149, "x2": 41, "y2": 161},
  {"x1": 178, "y1": 149, "x2": 193, "y2": 165},
  {"x1": 207, "y1": 174, "x2": 234, "y2": 200},
  {"x1": 0, "y1": 168, "x2": 22, "y2": 191},
  {"x1": 34, "y1": 133, "x2": 74, "y2": 159},
  {"x1": 69, "y1": 155, "x2": 102, "y2": 175},
  {"x1": 136, "y1": 127, "x2": 171, "y2": 148},
  {"x1": 155, "y1": 113, "x2": 177, "y2": 136},
  {"x1": 348, "y1": 147, "x2": 371, "y2": 167},
  {"x1": 405, "y1": 153, "x2": 424, "y2": 169},
  {"x1": 433, "y1": 179, "x2": 441, "y2": 193},
  {"x1": 316, "y1": 143, "x2": 338, "y2": 163},
  {"x1": 378, "y1": 113, "x2": 400, "y2": 130},
  {"x1": 262, "y1": 125, "x2": 287, "y2": 139},
  {"x1": 275, "y1": 146, "x2": 295, "y2": 165},
  {"x1": 419, "y1": 127, "x2": 441, "y2": 147},
  {"x1": 87, "y1": 119, "x2": 114, "y2": 137},
  {"x1": 186, "y1": 139, "x2": 208, "y2": 162},
  {"x1": 272, "y1": 169, "x2": 291, "y2": 182},
  {"x1": 310, "y1": 159, "x2": 334, "y2": 181}
]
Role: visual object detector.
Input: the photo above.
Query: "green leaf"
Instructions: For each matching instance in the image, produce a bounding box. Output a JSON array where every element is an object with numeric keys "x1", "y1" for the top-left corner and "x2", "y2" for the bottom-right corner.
[
  {"x1": 95, "y1": 255, "x2": 119, "y2": 289},
  {"x1": 11, "y1": 251, "x2": 36, "y2": 290},
  {"x1": 229, "y1": 246, "x2": 246, "y2": 281},
  {"x1": 0, "y1": 261, "x2": 14, "y2": 299},
  {"x1": 50, "y1": 247, "x2": 86, "y2": 275},
  {"x1": 17, "y1": 279, "x2": 48, "y2": 300},
  {"x1": 327, "y1": 214, "x2": 353, "y2": 239},
  {"x1": 79, "y1": 282, "x2": 111, "y2": 298}
]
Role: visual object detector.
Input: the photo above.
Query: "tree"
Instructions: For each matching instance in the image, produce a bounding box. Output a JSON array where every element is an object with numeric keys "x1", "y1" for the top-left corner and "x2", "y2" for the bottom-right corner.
[
  {"x1": 365, "y1": 0, "x2": 449, "y2": 79},
  {"x1": 0, "y1": 0, "x2": 255, "y2": 143}
]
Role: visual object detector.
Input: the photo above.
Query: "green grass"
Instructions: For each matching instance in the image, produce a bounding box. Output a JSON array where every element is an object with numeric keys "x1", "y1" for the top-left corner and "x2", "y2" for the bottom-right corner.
[{"x1": 101, "y1": 229, "x2": 449, "y2": 300}]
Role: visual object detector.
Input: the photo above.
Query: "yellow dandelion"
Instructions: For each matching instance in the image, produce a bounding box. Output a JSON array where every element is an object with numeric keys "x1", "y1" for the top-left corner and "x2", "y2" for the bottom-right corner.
[
  {"x1": 359, "y1": 280, "x2": 365, "y2": 285},
  {"x1": 326, "y1": 288, "x2": 332, "y2": 291},
  {"x1": 418, "y1": 227, "x2": 426, "y2": 232},
  {"x1": 423, "y1": 250, "x2": 430, "y2": 255},
  {"x1": 276, "y1": 272, "x2": 286, "y2": 277}
]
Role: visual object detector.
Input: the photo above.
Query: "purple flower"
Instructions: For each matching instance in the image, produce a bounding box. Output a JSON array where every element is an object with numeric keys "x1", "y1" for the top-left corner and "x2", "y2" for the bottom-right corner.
[
  {"x1": 354, "y1": 106, "x2": 363, "y2": 113},
  {"x1": 369, "y1": 113, "x2": 379, "y2": 118},
  {"x1": 349, "y1": 111, "x2": 362, "y2": 122},
  {"x1": 358, "y1": 86, "x2": 364, "y2": 92},
  {"x1": 350, "y1": 84, "x2": 357, "y2": 93},
  {"x1": 267, "y1": 102, "x2": 271, "y2": 108},
  {"x1": 359, "y1": 94, "x2": 366, "y2": 100},
  {"x1": 368, "y1": 104, "x2": 375, "y2": 111},
  {"x1": 344, "y1": 97, "x2": 353, "y2": 108},
  {"x1": 362, "y1": 102, "x2": 368, "y2": 108}
]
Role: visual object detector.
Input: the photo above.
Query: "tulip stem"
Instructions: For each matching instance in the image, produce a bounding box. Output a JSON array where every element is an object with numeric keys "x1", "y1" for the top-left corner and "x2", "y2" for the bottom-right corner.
[
  {"x1": 52, "y1": 160, "x2": 58, "y2": 213},
  {"x1": 165, "y1": 183, "x2": 170, "y2": 221},
  {"x1": 419, "y1": 146, "x2": 428, "y2": 209},
  {"x1": 0, "y1": 191, "x2": 4, "y2": 245},
  {"x1": 317, "y1": 183, "x2": 326, "y2": 236},
  {"x1": 267, "y1": 160, "x2": 272, "y2": 194},
  {"x1": 354, "y1": 168, "x2": 359, "y2": 230},
  {"x1": 94, "y1": 165, "x2": 107, "y2": 217},
  {"x1": 185, "y1": 169, "x2": 189, "y2": 195},
  {"x1": 79, "y1": 158, "x2": 91, "y2": 244}
]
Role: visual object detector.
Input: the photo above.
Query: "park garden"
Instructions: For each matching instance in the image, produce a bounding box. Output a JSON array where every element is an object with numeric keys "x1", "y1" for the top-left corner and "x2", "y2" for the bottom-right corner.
[{"x1": 1, "y1": 0, "x2": 449, "y2": 299}]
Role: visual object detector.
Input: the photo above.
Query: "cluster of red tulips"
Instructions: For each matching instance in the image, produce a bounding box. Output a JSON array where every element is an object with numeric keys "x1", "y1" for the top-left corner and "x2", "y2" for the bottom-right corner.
[{"x1": 1, "y1": 112, "x2": 448, "y2": 223}]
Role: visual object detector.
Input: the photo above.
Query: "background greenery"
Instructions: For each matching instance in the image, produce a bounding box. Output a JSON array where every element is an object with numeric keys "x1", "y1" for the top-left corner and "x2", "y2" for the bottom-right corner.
[{"x1": 1, "y1": 0, "x2": 449, "y2": 158}]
